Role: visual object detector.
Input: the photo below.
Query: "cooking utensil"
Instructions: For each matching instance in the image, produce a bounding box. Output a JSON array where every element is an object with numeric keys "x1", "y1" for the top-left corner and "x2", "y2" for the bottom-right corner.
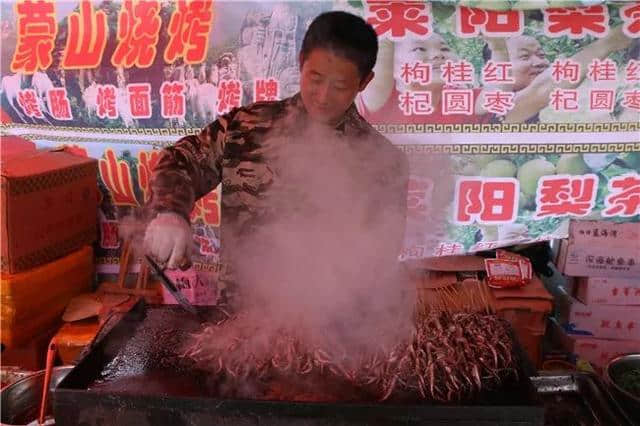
[
  {"x1": 144, "y1": 255, "x2": 199, "y2": 317},
  {"x1": 62, "y1": 293, "x2": 132, "y2": 322},
  {"x1": 531, "y1": 372, "x2": 634, "y2": 426},
  {"x1": 0, "y1": 366, "x2": 73, "y2": 425},
  {"x1": 62, "y1": 294, "x2": 102, "y2": 322},
  {"x1": 38, "y1": 339, "x2": 57, "y2": 424},
  {"x1": 604, "y1": 353, "x2": 640, "y2": 422},
  {"x1": 53, "y1": 302, "x2": 544, "y2": 426}
]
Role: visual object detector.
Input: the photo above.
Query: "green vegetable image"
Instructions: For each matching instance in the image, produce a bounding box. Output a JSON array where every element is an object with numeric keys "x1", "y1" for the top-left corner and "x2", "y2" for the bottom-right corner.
[
  {"x1": 545, "y1": 0, "x2": 583, "y2": 7},
  {"x1": 618, "y1": 153, "x2": 640, "y2": 170},
  {"x1": 519, "y1": 191, "x2": 535, "y2": 210},
  {"x1": 477, "y1": 225, "x2": 498, "y2": 241},
  {"x1": 466, "y1": 0, "x2": 511, "y2": 10},
  {"x1": 556, "y1": 154, "x2": 590, "y2": 175},
  {"x1": 448, "y1": 224, "x2": 479, "y2": 250},
  {"x1": 511, "y1": 1, "x2": 548, "y2": 9},
  {"x1": 519, "y1": 216, "x2": 564, "y2": 239},
  {"x1": 518, "y1": 159, "x2": 556, "y2": 196},
  {"x1": 583, "y1": 154, "x2": 617, "y2": 171},
  {"x1": 481, "y1": 159, "x2": 517, "y2": 178}
]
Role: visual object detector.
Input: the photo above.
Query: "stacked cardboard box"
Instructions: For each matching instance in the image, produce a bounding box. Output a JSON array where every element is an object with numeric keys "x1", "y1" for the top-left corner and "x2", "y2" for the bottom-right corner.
[
  {"x1": 0, "y1": 135, "x2": 36, "y2": 158},
  {"x1": 556, "y1": 220, "x2": 639, "y2": 279},
  {"x1": 0, "y1": 149, "x2": 98, "y2": 366},
  {"x1": 1, "y1": 149, "x2": 98, "y2": 274},
  {"x1": 550, "y1": 317, "x2": 640, "y2": 372},
  {"x1": 555, "y1": 220, "x2": 640, "y2": 370},
  {"x1": 491, "y1": 274, "x2": 553, "y2": 368},
  {"x1": 1, "y1": 246, "x2": 94, "y2": 347}
]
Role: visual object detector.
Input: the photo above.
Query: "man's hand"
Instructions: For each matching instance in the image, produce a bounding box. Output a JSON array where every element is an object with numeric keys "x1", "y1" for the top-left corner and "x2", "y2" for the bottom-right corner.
[{"x1": 144, "y1": 212, "x2": 193, "y2": 269}]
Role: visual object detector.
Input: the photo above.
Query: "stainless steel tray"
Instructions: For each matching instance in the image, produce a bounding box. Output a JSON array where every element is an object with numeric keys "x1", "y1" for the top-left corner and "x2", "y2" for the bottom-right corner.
[{"x1": 531, "y1": 372, "x2": 635, "y2": 426}]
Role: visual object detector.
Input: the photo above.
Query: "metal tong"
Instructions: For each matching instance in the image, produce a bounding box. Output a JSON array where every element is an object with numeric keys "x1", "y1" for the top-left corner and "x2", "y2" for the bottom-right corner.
[{"x1": 145, "y1": 255, "x2": 200, "y2": 317}]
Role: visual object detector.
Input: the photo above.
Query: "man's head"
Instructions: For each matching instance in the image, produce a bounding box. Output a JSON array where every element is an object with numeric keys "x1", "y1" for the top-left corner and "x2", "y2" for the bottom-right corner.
[
  {"x1": 299, "y1": 11, "x2": 377, "y2": 125},
  {"x1": 506, "y1": 35, "x2": 549, "y2": 91},
  {"x1": 393, "y1": 33, "x2": 457, "y2": 90}
]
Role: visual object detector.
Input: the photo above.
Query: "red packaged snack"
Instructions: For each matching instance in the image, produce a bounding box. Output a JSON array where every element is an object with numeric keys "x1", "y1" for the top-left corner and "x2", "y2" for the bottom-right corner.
[
  {"x1": 484, "y1": 258, "x2": 525, "y2": 289},
  {"x1": 496, "y1": 249, "x2": 532, "y2": 283},
  {"x1": 495, "y1": 249, "x2": 519, "y2": 261}
]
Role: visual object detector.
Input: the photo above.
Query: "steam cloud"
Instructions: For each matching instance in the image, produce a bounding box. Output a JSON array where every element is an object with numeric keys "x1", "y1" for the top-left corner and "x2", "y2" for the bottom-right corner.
[
  {"x1": 208, "y1": 121, "x2": 418, "y2": 360},
  {"x1": 118, "y1": 118, "x2": 455, "y2": 379}
]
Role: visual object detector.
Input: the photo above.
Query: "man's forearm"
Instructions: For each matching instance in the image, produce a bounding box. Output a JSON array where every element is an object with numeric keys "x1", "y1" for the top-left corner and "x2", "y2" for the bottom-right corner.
[
  {"x1": 148, "y1": 122, "x2": 226, "y2": 220},
  {"x1": 147, "y1": 138, "x2": 200, "y2": 221}
]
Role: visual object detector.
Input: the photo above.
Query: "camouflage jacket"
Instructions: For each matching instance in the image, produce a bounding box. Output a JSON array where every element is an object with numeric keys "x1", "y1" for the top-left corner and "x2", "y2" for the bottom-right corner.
[{"x1": 148, "y1": 93, "x2": 409, "y2": 304}]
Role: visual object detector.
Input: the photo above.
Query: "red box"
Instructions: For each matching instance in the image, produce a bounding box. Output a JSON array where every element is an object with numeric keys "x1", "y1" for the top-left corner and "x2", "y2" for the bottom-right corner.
[
  {"x1": 0, "y1": 135, "x2": 36, "y2": 159},
  {"x1": 492, "y1": 274, "x2": 554, "y2": 368},
  {"x1": 0, "y1": 325, "x2": 59, "y2": 370},
  {"x1": 575, "y1": 277, "x2": 640, "y2": 305},
  {"x1": 1, "y1": 149, "x2": 98, "y2": 273}
]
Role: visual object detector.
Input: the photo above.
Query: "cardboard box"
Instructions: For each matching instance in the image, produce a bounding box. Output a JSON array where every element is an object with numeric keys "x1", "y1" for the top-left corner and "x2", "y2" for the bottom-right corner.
[
  {"x1": 492, "y1": 274, "x2": 554, "y2": 368},
  {"x1": 409, "y1": 255, "x2": 486, "y2": 272},
  {"x1": 550, "y1": 318, "x2": 640, "y2": 369},
  {"x1": 0, "y1": 135, "x2": 36, "y2": 159},
  {"x1": 575, "y1": 277, "x2": 640, "y2": 305},
  {"x1": 1, "y1": 246, "x2": 93, "y2": 348},
  {"x1": 556, "y1": 220, "x2": 640, "y2": 279},
  {"x1": 559, "y1": 295, "x2": 640, "y2": 340},
  {"x1": 1, "y1": 149, "x2": 98, "y2": 274},
  {"x1": 0, "y1": 325, "x2": 59, "y2": 370}
]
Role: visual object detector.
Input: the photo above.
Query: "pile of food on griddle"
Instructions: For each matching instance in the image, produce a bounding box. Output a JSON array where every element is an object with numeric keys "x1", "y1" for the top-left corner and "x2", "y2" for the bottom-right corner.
[{"x1": 180, "y1": 282, "x2": 522, "y2": 404}]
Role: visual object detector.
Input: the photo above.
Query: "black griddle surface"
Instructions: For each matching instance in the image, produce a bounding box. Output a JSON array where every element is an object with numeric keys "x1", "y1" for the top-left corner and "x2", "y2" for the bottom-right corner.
[
  {"x1": 53, "y1": 301, "x2": 544, "y2": 426},
  {"x1": 87, "y1": 304, "x2": 213, "y2": 396}
]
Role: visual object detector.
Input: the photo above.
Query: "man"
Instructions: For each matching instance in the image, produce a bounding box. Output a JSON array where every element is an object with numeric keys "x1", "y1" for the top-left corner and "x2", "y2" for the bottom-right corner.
[
  {"x1": 501, "y1": 26, "x2": 632, "y2": 123},
  {"x1": 358, "y1": 34, "x2": 508, "y2": 125},
  {"x1": 144, "y1": 11, "x2": 409, "y2": 308}
]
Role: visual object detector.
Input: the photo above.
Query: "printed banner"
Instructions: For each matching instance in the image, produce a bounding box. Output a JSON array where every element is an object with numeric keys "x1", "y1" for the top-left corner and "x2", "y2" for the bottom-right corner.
[
  {"x1": 28, "y1": 139, "x2": 222, "y2": 277},
  {"x1": 0, "y1": 1, "x2": 638, "y2": 270}
]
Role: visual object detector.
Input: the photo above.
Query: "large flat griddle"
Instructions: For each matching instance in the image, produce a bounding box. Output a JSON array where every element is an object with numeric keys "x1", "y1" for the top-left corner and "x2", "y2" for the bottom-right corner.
[{"x1": 53, "y1": 301, "x2": 544, "y2": 425}]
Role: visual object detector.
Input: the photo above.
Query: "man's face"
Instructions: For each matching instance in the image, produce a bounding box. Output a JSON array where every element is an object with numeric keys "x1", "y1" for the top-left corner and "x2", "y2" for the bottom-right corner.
[
  {"x1": 300, "y1": 48, "x2": 373, "y2": 125},
  {"x1": 507, "y1": 36, "x2": 549, "y2": 91},
  {"x1": 393, "y1": 34, "x2": 457, "y2": 89}
]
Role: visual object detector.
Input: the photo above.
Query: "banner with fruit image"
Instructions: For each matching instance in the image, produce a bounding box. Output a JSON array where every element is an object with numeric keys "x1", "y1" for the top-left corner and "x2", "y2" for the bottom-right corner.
[
  {"x1": 420, "y1": 152, "x2": 638, "y2": 259},
  {"x1": 1, "y1": 0, "x2": 638, "y2": 264},
  {"x1": 338, "y1": 0, "x2": 640, "y2": 258}
]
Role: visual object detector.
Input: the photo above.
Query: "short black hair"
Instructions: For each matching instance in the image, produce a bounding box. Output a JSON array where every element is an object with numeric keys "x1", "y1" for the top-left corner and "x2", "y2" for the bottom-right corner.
[{"x1": 300, "y1": 11, "x2": 378, "y2": 79}]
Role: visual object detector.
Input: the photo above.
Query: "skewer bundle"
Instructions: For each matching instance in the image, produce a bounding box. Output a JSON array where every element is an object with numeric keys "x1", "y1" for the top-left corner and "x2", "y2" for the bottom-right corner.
[{"x1": 182, "y1": 281, "x2": 518, "y2": 402}]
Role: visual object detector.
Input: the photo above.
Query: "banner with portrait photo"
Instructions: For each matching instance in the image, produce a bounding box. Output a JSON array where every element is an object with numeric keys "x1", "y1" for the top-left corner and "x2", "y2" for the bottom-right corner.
[{"x1": 0, "y1": 0, "x2": 638, "y2": 269}]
